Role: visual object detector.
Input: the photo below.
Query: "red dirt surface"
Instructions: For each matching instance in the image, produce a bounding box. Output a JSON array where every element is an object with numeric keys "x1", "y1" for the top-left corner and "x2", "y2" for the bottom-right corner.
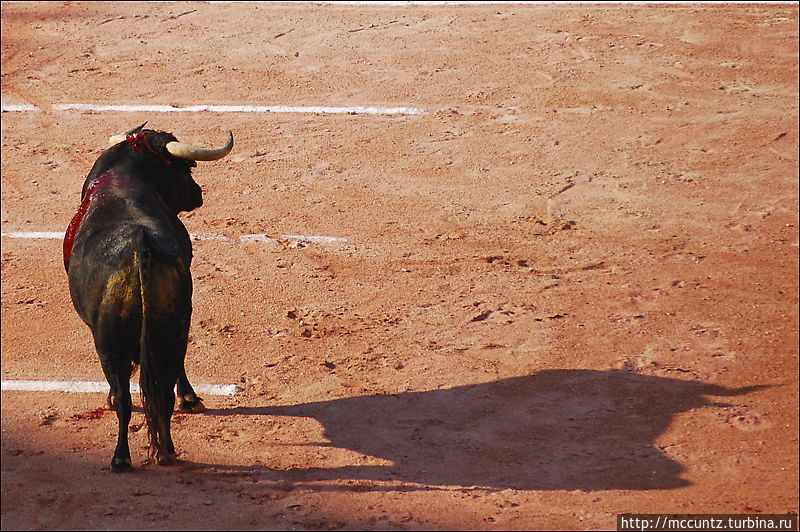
[{"x1": 1, "y1": 2, "x2": 798, "y2": 530}]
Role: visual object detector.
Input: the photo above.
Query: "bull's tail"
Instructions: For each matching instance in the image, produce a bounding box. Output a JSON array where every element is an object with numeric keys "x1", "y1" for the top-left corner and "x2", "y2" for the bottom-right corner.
[{"x1": 134, "y1": 229, "x2": 175, "y2": 464}]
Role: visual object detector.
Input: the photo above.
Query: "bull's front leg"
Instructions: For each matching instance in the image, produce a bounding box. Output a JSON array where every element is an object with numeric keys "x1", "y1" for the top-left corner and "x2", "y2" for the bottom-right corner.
[
  {"x1": 111, "y1": 387, "x2": 133, "y2": 471},
  {"x1": 105, "y1": 360, "x2": 136, "y2": 409}
]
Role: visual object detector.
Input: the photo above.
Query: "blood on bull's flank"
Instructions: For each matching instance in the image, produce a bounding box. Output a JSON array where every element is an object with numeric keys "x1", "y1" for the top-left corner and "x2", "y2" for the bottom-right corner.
[{"x1": 63, "y1": 123, "x2": 233, "y2": 471}]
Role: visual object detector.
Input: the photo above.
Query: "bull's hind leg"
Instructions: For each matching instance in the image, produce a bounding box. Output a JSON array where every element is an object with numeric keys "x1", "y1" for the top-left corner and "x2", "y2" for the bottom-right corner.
[
  {"x1": 99, "y1": 356, "x2": 133, "y2": 472},
  {"x1": 142, "y1": 341, "x2": 182, "y2": 466},
  {"x1": 176, "y1": 366, "x2": 205, "y2": 413},
  {"x1": 150, "y1": 377, "x2": 179, "y2": 465}
]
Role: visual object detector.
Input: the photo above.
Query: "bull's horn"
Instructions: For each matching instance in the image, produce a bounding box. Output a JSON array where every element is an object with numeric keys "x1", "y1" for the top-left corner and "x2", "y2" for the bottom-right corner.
[
  {"x1": 166, "y1": 131, "x2": 234, "y2": 161},
  {"x1": 108, "y1": 122, "x2": 147, "y2": 147}
]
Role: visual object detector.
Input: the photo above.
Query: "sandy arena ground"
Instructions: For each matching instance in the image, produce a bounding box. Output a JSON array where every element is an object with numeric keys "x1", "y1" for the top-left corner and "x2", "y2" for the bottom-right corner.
[{"x1": 1, "y1": 2, "x2": 798, "y2": 530}]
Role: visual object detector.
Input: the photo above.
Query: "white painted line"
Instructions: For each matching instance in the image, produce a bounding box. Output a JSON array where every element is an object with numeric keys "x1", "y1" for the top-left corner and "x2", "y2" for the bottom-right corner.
[
  {"x1": 1, "y1": 231, "x2": 64, "y2": 239},
  {"x1": 283, "y1": 234, "x2": 348, "y2": 245},
  {"x1": 2, "y1": 231, "x2": 348, "y2": 245},
  {"x1": 313, "y1": 1, "x2": 537, "y2": 4},
  {"x1": 190, "y1": 233, "x2": 234, "y2": 242},
  {"x1": 0, "y1": 103, "x2": 40, "y2": 112},
  {"x1": 3, "y1": 380, "x2": 108, "y2": 393},
  {"x1": 3, "y1": 100, "x2": 424, "y2": 115},
  {"x1": 31, "y1": 103, "x2": 423, "y2": 115},
  {"x1": 1, "y1": 379, "x2": 244, "y2": 396},
  {"x1": 239, "y1": 233, "x2": 279, "y2": 244},
  {"x1": 316, "y1": 0, "x2": 800, "y2": 3},
  {"x1": 192, "y1": 383, "x2": 244, "y2": 396}
]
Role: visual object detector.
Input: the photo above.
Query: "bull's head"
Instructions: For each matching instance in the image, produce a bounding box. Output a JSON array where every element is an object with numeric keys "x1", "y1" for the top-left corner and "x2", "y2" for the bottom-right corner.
[
  {"x1": 99, "y1": 123, "x2": 234, "y2": 213},
  {"x1": 108, "y1": 122, "x2": 234, "y2": 162}
]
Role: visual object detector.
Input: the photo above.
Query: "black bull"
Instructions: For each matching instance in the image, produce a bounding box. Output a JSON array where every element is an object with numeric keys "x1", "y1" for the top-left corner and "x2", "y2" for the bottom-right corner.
[{"x1": 63, "y1": 125, "x2": 233, "y2": 471}]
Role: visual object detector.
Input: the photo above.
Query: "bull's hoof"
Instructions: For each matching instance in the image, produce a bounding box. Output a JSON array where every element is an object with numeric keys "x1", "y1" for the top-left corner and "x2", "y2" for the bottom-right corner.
[
  {"x1": 157, "y1": 452, "x2": 178, "y2": 466},
  {"x1": 177, "y1": 394, "x2": 205, "y2": 413},
  {"x1": 110, "y1": 457, "x2": 132, "y2": 472}
]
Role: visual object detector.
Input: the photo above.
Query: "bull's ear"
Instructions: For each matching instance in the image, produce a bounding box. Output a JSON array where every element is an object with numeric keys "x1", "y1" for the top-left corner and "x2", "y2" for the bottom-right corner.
[
  {"x1": 166, "y1": 131, "x2": 234, "y2": 161},
  {"x1": 108, "y1": 122, "x2": 148, "y2": 146}
]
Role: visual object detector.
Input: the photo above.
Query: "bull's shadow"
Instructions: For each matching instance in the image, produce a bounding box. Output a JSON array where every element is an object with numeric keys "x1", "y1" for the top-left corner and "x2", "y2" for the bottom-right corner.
[{"x1": 207, "y1": 369, "x2": 760, "y2": 491}]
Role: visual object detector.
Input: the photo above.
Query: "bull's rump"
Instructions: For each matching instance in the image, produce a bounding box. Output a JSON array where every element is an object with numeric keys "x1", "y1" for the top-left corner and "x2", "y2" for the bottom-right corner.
[{"x1": 68, "y1": 224, "x2": 193, "y2": 361}]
